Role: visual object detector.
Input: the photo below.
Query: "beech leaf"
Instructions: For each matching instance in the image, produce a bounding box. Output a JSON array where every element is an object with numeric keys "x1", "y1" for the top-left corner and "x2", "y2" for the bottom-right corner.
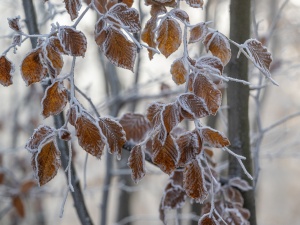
[
  {"x1": 141, "y1": 17, "x2": 157, "y2": 60},
  {"x1": 43, "y1": 38, "x2": 64, "y2": 77},
  {"x1": 161, "y1": 184, "x2": 186, "y2": 209},
  {"x1": 201, "y1": 127, "x2": 230, "y2": 148},
  {"x1": 198, "y1": 215, "x2": 217, "y2": 225},
  {"x1": 7, "y1": 16, "x2": 22, "y2": 32},
  {"x1": 64, "y1": 0, "x2": 82, "y2": 20},
  {"x1": 185, "y1": 0, "x2": 204, "y2": 8},
  {"x1": 171, "y1": 9, "x2": 189, "y2": 23},
  {"x1": 170, "y1": 57, "x2": 189, "y2": 85},
  {"x1": 157, "y1": 17, "x2": 182, "y2": 58},
  {"x1": 0, "y1": 56, "x2": 14, "y2": 86},
  {"x1": 162, "y1": 103, "x2": 182, "y2": 133},
  {"x1": 189, "y1": 22, "x2": 208, "y2": 43},
  {"x1": 203, "y1": 31, "x2": 231, "y2": 66},
  {"x1": 128, "y1": 145, "x2": 146, "y2": 183},
  {"x1": 21, "y1": 48, "x2": 47, "y2": 86},
  {"x1": 41, "y1": 81, "x2": 68, "y2": 118}
]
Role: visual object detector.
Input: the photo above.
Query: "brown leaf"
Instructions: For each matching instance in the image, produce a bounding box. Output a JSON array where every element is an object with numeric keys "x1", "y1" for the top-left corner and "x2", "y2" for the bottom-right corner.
[
  {"x1": 195, "y1": 56, "x2": 223, "y2": 75},
  {"x1": 107, "y1": 3, "x2": 140, "y2": 33},
  {"x1": 170, "y1": 170, "x2": 183, "y2": 187},
  {"x1": 223, "y1": 186, "x2": 244, "y2": 207},
  {"x1": 58, "y1": 129, "x2": 72, "y2": 141},
  {"x1": 7, "y1": 16, "x2": 22, "y2": 32},
  {"x1": 43, "y1": 38, "x2": 64, "y2": 77},
  {"x1": 64, "y1": 0, "x2": 82, "y2": 20},
  {"x1": 12, "y1": 195, "x2": 25, "y2": 218},
  {"x1": 177, "y1": 93, "x2": 209, "y2": 119},
  {"x1": 189, "y1": 22, "x2": 208, "y2": 43},
  {"x1": 157, "y1": 17, "x2": 182, "y2": 58},
  {"x1": 59, "y1": 27, "x2": 87, "y2": 57},
  {"x1": 41, "y1": 81, "x2": 68, "y2": 118},
  {"x1": 98, "y1": 117, "x2": 126, "y2": 158},
  {"x1": 183, "y1": 158, "x2": 208, "y2": 202},
  {"x1": 185, "y1": 0, "x2": 204, "y2": 8},
  {"x1": 146, "y1": 102, "x2": 164, "y2": 128},
  {"x1": 75, "y1": 113, "x2": 105, "y2": 159},
  {"x1": 177, "y1": 130, "x2": 202, "y2": 167},
  {"x1": 25, "y1": 125, "x2": 56, "y2": 152},
  {"x1": 21, "y1": 48, "x2": 47, "y2": 86},
  {"x1": 191, "y1": 74, "x2": 222, "y2": 115},
  {"x1": 95, "y1": 18, "x2": 108, "y2": 51},
  {"x1": 150, "y1": 4, "x2": 167, "y2": 17},
  {"x1": 0, "y1": 56, "x2": 14, "y2": 86},
  {"x1": 48, "y1": 36, "x2": 67, "y2": 54},
  {"x1": 20, "y1": 180, "x2": 37, "y2": 194},
  {"x1": 171, "y1": 9, "x2": 189, "y2": 23},
  {"x1": 244, "y1": 39, "x2": 273, "y2": 79},
  {"x1": 128, "y1": 145, "x2": 146, "y2": 183},
  {"x1": 119, "y1": 113, "x2": 151, "y2": 142},
  {"x1": 152, "y1": 133, "x2": 179, "y2": 175},
  {"x1": 201, "y1": 127, "x2": 230, "y2": 148},
  {"x1": 141, "y1": 17, "x2": 158, "y2": 60},
  {"x1": 170, "y1": 57, "x2": 189, "y2": 85},
  {"x1": 0, "y1": 173, "x2": 4, "y2": 184},
  {"x1": 145, "y1": 0, "x2": 177, "y2": 7},
  {"x1": 91, "y1": 0, "x2": 108, "y2": 13},
  {"x1": 104, "y1": 27, "x2": 137, "y2": 71},
  {"x1": 162, "y1": 185, "x2": 186, "y2": 209},
  {"x1": 162, "y1": 103, "x2": 182, "y2": 133},
  {"x1": 32, "y1": 140, "x2": 61, "y2": 186},
  {"x1": 198, "y1": 215, "x2": 217, "y2": 225},
  {"x1": 203, "y1": 31, "x2": 231, "y2": 66},
  {"x1": 120, "y1": 0, "x2": 134, "y2": 7}
]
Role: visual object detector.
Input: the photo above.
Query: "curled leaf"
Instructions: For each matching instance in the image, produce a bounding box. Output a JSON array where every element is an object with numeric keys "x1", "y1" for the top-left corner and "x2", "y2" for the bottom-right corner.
[
  {"x1": 201, "y1": 126, "x2": 230, "y2": 148},
  {"x1": 64, "y1": 0, "x2": 82, "y2": 20},
  {"x1": 7, "y1": 16, "x2": 22, "y2": 32},
  {"x1": 0, "y1": 56, "x2": 14, "y2": 86},
  {"x1": 141, "y1": 17, "x2": 158, "y2": 60}
]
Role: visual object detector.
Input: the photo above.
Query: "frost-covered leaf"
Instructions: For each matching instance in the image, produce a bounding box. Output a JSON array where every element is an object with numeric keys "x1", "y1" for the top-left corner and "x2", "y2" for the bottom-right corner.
[
  {"x1": 229, "y1": 177, "x2": 252, "y2": 191},
  {"x1": 203, "y1": 31, "x2": 231, "y2": 66},
  {"x1": 170, "y1": 170, "x2": 183, "y2": 187},
  {"x1": 21, "y1": 48, "x2": 47, "y2": 86},
  {"x1": 223, "y1": 186, "x2": 244, "y2": 207},
  {"x1": 58, "y1": 129, "x2": 72, "y2": 141},
  {"x1": 107, "y1": 3, "x2": 140, "y2": 33},
  {"x1": 128, "y1": 144, "x2": 146, "y2": 183},
  {"x1": 43, "y1": 38, "x2": 64, "y2": 77},
  {"x1": 196, "y1": 56, "x2": 223, "y2": 75},
  {"x1": 150, "y1": 4, "x2": 167, "y2": 17},
  {"x1": 104, "y1": 27, "x2": 137, "y2": 71},
  {"x1": 146, "y1": 102, "x2": 164, "y2": 128},
  {"x1": 152, "y1": 133, "x2": 179, "y2": 175},
  {"x1": 161, "y1": 184, "x2": 186, "y2": 209},
  {"x1": 119, "y1": 113, "x2": 151, "y2": 142},
  {"x1": 75, "y1": 113, "x2": 105, "y2": 159},
  {"x1": 7, "y1": 16, "x2": 22, "y2": 32},
  {"x1": 186, "y1": 0, "x2": 204, "y2": 8},
  {"x1": 183, "y1": 158, "x2": 208, "y2": 202},
  {"x1": 189, "y1": 22, "x2": 208, "y2": 43},
  {"x1": 170, "y1": 57, "x2": 189, "y2": 85},
  {"x1": 12, "y1": 195, "x2": 25, "y2": 218},
  {"x1": 25, "y1": 125, "x2": 56, "y2": 153},
  {"x1": 98, "y1": 117, "x2": 126, "y2": 158},
  {"x1": 244, "y1": 39, "x2": 273, "y2": 82},
  {"x1": 48, "y1": 36, "x2": 67, "y2": 54},
  {"x1": 177, "y1": 93, "x2": 209, "y2": 119},
  {"x1": 64, "y1": 0, "x2": 82, "y2": 20},
  {"x1": 157, "y1": 17, "x2": 182, "y2": 58},
  {"x1": 170, "y1": 9, "x2": 189, "y2": 23},
  {"x1": 162, "y1": 103, "x2": 182, "y2": 133},
  {"x1": 59, "y1": 27, "x2": 87, "y2": 57},
  {"x1": 141, "y1": 17, "x2": 158, "y2": 60},
  {"x1": 95, "y1": 18, "x2": 107, "y2": 52},
  {"x1": 41, "y1": 81, "x2": 68, "y2": 118},
  {"x1": 0, "y1": 56, "x2": 14, "y2": 86},
  {"x1": 198, "y1": 215, "x2": 217, "y2": 225},
  {"x1": 201, "y1": 127, "x2": 230, "y2": 148},
  {"x1": 177, "y1": 130, "x2": 202, "y2": 167},
  {"x1": 32, "y1": 140, "x2": 61, "y2": 186},
  {"x1": 145, "y1": 0, "x2": 176, "y2": 7},
  {"x1": 191, "y1": 74, "x2": 222, "y2": 115}
]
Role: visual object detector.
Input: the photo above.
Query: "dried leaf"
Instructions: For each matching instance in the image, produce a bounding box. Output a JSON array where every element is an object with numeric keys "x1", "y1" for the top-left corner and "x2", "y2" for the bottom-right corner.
[
  {"x1": 162, "y1": 103, "x2": 182, "y2": 133},
  {"x1": 95, "y1": 18, "x2": 108, "y2": 51},
  {"x1": 119, "y1": 113, "x2": 151, "y2": 142},
  {"x1": 75, "y1": 113, "x2": 105, "y2": 159},
  {"x1": 20, "y1": 180, "x2": 37, "y2": 194},
  {"x1": 48, "y1": 36, "x2": 67, "y2": 54},
  {"x1": 162, "y1": 185, "x2": 186, "y2": 209},
  {"x1": 150, "y1": 4, "x2": 167, "y2": 17},
  {"x1": 21, "y1": 48, "x2": 47, "y2": 86},
  {"x1": 157, "y1": 17, "x2": 182, "y2": 58},
  {"x1": 229, "y1": 177, "x2": 252, "y2": 191},
  {"x1": 170, "y1": 57, "x2": 189, "y2": 85},
  {"x1": 119, "y1": 0, "x2": 134, "y2": 7},
  {"x1": 170, "y1": 170, "x2": 183, "y2": 187},
  {"x1": 59, "y1": 27, "x2": 87, "y2": 57},
  {"x1": 152, "y1": 133, "x2": 179, "y2": 175},
  {"x1": 203, "y1": 31, "x2": 231, "y2": 66},
  {"x1": 12, "y1": 196, "x2": 25, "y2": 218},
  {"x1": 7, "y1": 16, "x2": 22, "y2": 32},
  {"x1": 195, "y1": 56, "x2": 223, "y2": 75},
  {"x1": 177, "y1": 131, "x2": 202, "y2": 167},
  {"x1": 244, "y1": 39, "x2": 273, "y2": 80},
  {"x1": 43, "y1": 38, "x2": 64, "y2": 77},
  {"x1": 25, "y1": 125, "x2": 56, "y2": 153},
  {"x1": 64, "y1": 0, "x2": 82, "y2": 20},
  {"x1": 104, "y1": 27, "x2": 137, "y2": 71},
  {"x1": 98, "y1": 117, "x2": 126, "y2": 158},
  {"x1": 198, "y1": 215, "x2": 217, "y2": 225},
  {"x1": 171, "y1": 9, "x2": 189, "y2": 23},
  {"x1": 201, "y1": 127, "x2": 230, "y2": 148},
  {"x1": 189, "y1": 22, "x2": 208, "y2": 44},
  {"x1": 183, "y1": 158, "x2": 208, "y2": 202},
  {"x1": 223, "y1": 186, "x2": 244, "y2": 207},
  {"x1": 107, "y1": 3, "x2": 140, "y2": 33},
  {"x1": 58, "y1": 129, "x2": 72, "y2": 141},
  {"x1": 145, "y1": 0, "x2": 177, "y2": 7},
  {"x1": 128, "y1": 145, "x2": 146, "y2": 183},
  {"x1": 177, "y1": 93, "x2": 209, "y2": 119},
  {"x1": 191, "y1": 74, "x2": 222, "y2": 115},
  {"x1": 32, "y1": 140, "x2": 61, "y2": 186},
  {"x1": 141, "y1": 17, "x2": 157, "y2": 60},
  {"x1": 186, "y1": 0, "x2": 204, "y2": 8},
  {"x1": 41, "y1": 81, "x2": 68, "y2": 118},
  {"x1": 146, "y1": 102, "x2": 164, "y2": 128},
  {"x1": 0, "y1": 56, "x2": 14, "y2": 86}
]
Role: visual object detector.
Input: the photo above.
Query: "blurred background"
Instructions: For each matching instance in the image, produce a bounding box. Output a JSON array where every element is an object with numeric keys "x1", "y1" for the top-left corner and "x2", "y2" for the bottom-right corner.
[{"x1": 0, "y1": 0, "x2": 300, "y2": 224}]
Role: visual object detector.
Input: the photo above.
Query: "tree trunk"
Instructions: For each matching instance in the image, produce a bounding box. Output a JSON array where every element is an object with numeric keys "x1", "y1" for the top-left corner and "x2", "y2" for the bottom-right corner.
[{"x1": 227, "y1": 0, "x2": 256, "y2": 224}]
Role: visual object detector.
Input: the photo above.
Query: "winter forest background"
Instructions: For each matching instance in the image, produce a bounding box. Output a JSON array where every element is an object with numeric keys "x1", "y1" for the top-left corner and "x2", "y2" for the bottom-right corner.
[{"x1": 1, "y1": 0, "x2": 300, "y2": 225}]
